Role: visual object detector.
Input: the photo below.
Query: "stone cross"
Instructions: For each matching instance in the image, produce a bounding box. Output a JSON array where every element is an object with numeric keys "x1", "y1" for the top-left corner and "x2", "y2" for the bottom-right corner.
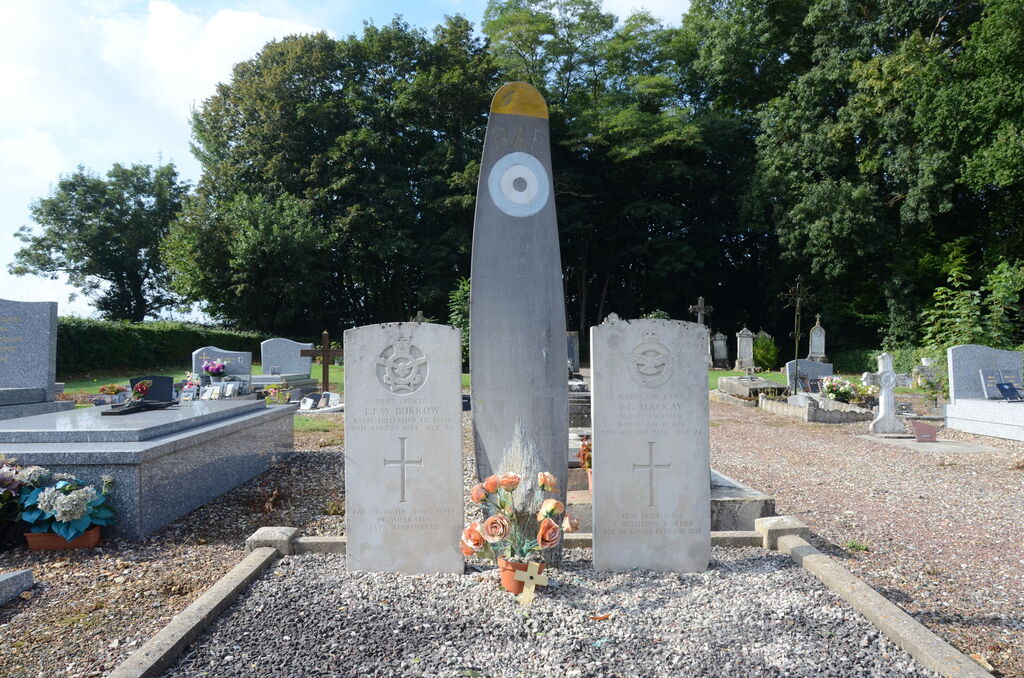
[
  {"x1": 869, "y1": 352, "x2": 904, "y2": 434},
  {"x1": 383, "y1": 437, "x2": 421, "y2": 503},
  {"x1": 300, "y1": 330, "x2": 344, "y2": 391},
  {"x1": 779, "y1": 276, "x2": 813, "y2": 392},
  {"x1": 633, "y1": 442, "x2": 671, "y2": 508},
  {"x1": 514, "y1": 561, "x2": 548, "y2": 606},
  {"x1": 688, "y1": 296, "x2": 712, "y2": 326}
]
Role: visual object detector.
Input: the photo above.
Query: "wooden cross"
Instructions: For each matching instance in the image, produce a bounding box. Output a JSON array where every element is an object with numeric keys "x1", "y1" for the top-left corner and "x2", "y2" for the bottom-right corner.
[
  {"x1": 300, "y1": 330, "x2": 344, "y2": 391},
  {"x1": 514, "y1": 562, "x2": 548, "y2": 606}
]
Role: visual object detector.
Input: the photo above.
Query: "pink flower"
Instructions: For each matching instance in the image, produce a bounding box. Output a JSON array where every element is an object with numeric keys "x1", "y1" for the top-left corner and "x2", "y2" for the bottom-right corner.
[
  {"x1": 460, "y1": 522, "x2": 484, "y2": 556},
  {"x1": 537, "y1": 517, "x2": 560, "y2": 549},
  {"x1": 537, "y1": 471, "x2": 558, "y2": 492},
  {"x1": 562, "y1": 512, "x2": 580, "y2": 533},
  {"x1": 497, "y1": 473, "x2": 521, "y2": 491},
  {"x1": 481, "y1": 514, "x2": 511, "y2": 543},
  {"x1": 536, "y1": 498, "x2": 564, "y2": 521}
]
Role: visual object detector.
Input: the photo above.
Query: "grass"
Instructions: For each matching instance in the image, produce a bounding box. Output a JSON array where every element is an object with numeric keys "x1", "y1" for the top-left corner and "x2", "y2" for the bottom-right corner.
[
  {"x1": 293, "y1": 416, "x2": 334, "y2": 433},
  {"x1": 707, "y1": 370, "x2": 788, "y2": 390},
  {"x1": 845, "y1": 539, "x2": 870, "y2": 552}
]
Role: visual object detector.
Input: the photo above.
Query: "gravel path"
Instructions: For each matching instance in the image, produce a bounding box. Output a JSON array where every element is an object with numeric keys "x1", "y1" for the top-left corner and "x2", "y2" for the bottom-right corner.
[
  {"x1": 709, "y1": 401, "x2": 1024, "y2": 676},
  {"x1": 163, "y1": 548, "x2": 936, "y2": 678}
]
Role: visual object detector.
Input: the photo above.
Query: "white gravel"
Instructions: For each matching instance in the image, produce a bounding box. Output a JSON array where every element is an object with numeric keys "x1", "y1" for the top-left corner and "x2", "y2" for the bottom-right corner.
[{"x1": 163, "y1": 548, "x2": 936, "y2": 677}]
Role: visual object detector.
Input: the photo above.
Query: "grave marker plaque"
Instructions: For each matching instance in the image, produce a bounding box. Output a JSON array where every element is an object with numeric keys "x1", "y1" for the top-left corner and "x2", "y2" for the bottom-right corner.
[
  {"x1": 591, "y1": 316, "x2": 710, "y2": 572},
  {"x1": 344, "y1": 322, "x2": 463, "y2": 573}
]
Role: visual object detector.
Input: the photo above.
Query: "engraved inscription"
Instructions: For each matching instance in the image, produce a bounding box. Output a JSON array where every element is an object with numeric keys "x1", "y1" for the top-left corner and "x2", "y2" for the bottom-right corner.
[{"x1": 376, "y1": 335, "x2": 428, "y2": 395}]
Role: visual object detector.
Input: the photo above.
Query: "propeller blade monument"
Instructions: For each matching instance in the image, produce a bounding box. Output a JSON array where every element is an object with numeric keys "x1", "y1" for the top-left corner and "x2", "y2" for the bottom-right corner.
[{"x1": 469, "y1": 82, "x2": 569, "y2": 535}]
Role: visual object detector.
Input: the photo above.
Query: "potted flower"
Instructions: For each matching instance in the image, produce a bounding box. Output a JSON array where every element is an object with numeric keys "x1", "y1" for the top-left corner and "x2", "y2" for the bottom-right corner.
[
  {"x1": 460, "y1": 471, "x2": 577, "y2": 595},
  {"x1": 95, "y1": 383, "x2": 128, "y2": 404},
  {"x1": 821, "y1": 376, "x2": 857, "y2": 403},
  {"x1": 260, "y1": 385, "x2": 291, "y2": 404},
  {"x1": 202, "y1": 359, "x2": 227, "y2": 382},
  {"x1": 0, "y1": 460, "x2": 48, "y2": 545},
  {"x1": 19, "y1": 473, "x2": 115, "y2": 550},
  {"x1": 577, "y1": 435, "x2": 592, "y2": 492}
]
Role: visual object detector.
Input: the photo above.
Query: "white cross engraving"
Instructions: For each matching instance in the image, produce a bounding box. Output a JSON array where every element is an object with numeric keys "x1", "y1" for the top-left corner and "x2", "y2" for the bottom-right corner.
[
  {"x1": 633, "y1": 441, "x2": 671, "y2": 508},
  {"x1": 383, "y1": 437, "x2": 422, "y2": 503}
]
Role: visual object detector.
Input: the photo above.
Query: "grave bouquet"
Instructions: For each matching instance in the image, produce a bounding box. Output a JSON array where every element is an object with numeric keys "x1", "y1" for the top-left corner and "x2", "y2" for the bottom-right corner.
[
  {"x1": 19, "y1": 472, "x2": 115, "y2": 544},
  {"x1": 97, "y1": 383, "x2": 127, "y2": 396},
  {"x1": 820, "y1": 376, "x2": 857, "y2": 403},
  {"x1": 202, "y1": 360, "x2": 227, "y2": 378},
  {"x1": 576, "y1": 435, "x2": 592, "y2": 470},
  {"x1": 130, "y1": 379, "x2": 153, "y2": 402}
]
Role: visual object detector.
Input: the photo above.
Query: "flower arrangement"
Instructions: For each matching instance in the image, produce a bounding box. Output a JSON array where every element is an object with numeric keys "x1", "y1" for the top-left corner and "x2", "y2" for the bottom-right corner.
[
  {"x1": 130, "y1": 379, "x2": 153, "y2": 402},
  {"x1": 576, "y1": 435, "x2": 592, "y2": 470},
  {"x1": 0, "y1": 460, "x2": 47, "y2": 526},
  {"x1": 98, "y1": 383, "x2": 127, "y2": 396},
  {"x1": 821, "y1": 376, "x2": 857, "y2": 403},
  {"x1": 202, "y1": 360, "x2": 226, "y2": 377},
  {"x1": 460, "y1": 471, "x2": 575, "y2": 564},
  {"x1": 183, "y1": 371, "x2": 203, "y2": 389},
  {"x1": 19, "y1": 473, "x2": 115, "y2": 542},
  {"x1": 263, "y1": 386, "x2": 291, "y2": 405}
]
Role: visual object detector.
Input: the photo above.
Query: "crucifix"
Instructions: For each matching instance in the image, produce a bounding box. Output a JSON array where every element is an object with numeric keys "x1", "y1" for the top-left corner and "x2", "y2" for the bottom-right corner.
[
  {"x1": 300, "y1": 330, "x2": 344, "y2": 391},
  {"x1": 688, "y1": 296, "x2": 713, "y2": 326},
  {"x1": 779, "y1": 276, "x2": 813, "y2": 393},
  {"x1": 383, "y1": 437, "x2": 422, "y2": 503},
  {"x1": 514, "y1": 561, "x2": 548, "y2": 606},
  {"x1": 633, "y1": 441, "x2": 671, "y2": 508}
]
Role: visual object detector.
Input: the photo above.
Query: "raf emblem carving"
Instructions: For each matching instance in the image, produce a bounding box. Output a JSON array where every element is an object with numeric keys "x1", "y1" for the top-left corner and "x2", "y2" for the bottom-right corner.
[
  {"x1": 625, "y1": 331, "x2": 677, "y2": 388},
  {"x1": 376, "y1": 335, "x2": 428, "y2": 395}
]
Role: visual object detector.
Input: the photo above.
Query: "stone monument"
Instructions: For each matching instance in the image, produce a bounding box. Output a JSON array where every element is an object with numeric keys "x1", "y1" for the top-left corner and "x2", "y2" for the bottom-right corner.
[
  {"x1": 343, "y1": 322, "x2": 463, "y2": 573},
  {"x1": 0, "y1": 299, "x2": 73, "y2": 421},
  {"x1": 191, "y1": 346, "x2": 253, "y2": 392},
  {"x1": 469, "y1": 82, "x2": 568, "y2": 513},
  {"x1": 250, "y1": 338, "x2": 318, "y2": 396},
  {"x1": 711, "y1": 331, "x2": 729, "y2": 368},
  {"x1": 807, "y1": 315, "x2": 827, "y2": 362},
  {"x1": 734, "y1": 327, "x2": 755, "y2": 371},
  {"x1": 869, "y1": 352, "x2": 904, "y2": 434},
  {"x1": 591, "y1": 315, "x2": 711, "y2": 572},
  {"x1": 567, "y1": 331, "x2": 580, "y2": 373}
]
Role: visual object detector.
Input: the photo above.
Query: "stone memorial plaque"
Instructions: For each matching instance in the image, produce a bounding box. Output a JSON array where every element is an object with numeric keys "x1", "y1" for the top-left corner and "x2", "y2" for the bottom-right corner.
[
  {"x1": 261, "y1": 338, "x2": 313, "y2": 377},
  {"x1": 344, "y1": 322, "x2": 463, "y2": 573},
  {"x1": 0, "y1": 299, "x2": 57, "y2": 400},
  {"x1": 470, "y1": 82, "x2": 568, "y2": 505},
  {"x1": 711, "y1": 332, "x2": 728, "y2": 368},
  {"x1": 591, "y1": 316, "x2": 710, "y2": 572},
  {"x1": 947, "y1": 345, "x2": 1024, "y2": 402},
  {"x1": 734, "y1": 327, "x2": 754, "y2": 370}
]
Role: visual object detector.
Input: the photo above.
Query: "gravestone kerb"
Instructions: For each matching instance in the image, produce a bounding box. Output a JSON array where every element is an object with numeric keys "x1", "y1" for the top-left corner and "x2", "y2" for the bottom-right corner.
[{"x1": 343, "y1": 322, "x2": 463, "y2": 574}]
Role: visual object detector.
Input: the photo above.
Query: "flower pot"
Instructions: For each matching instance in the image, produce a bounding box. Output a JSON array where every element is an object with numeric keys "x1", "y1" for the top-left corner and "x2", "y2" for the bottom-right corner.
[
  {"x1": 25, "y1": 526, "x2": 101, "y2": 551},
  {"x1": 209, "y1": 375, "x2": 224, "y2": 383},
  {"x1": 497, "y1": 557, "x2": 545, "y2": 594},
  {"x1": 586, "y1": 468, "x2": 593, "y2": 494}
]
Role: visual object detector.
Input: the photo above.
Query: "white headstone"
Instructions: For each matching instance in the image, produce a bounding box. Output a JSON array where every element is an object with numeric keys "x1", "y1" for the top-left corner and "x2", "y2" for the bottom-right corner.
[
  {"x1": 343, "y1": 322, "x2": 463, "y2": 573},
  {"x1": 734, "y1": 327, "x2": 755, "y2": 370},
  {"x1": 807, "y1": 315, "x2": 827, "y2": 362},
  {"x1": 869, "y1": 352, "x2": 904, "y2": 434},
  {"x1": 711, "y1": 332, "x2": 728, "y2": 365},
  {"x1": 591, "y1": 317, "x2": 710, "y2": 572}
]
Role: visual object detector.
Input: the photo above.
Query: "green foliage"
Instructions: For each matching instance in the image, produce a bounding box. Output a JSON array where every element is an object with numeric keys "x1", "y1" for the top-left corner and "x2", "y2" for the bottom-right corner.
[
  {"x1": 752, "y1": 335, "x2": 779, "y2": 371},
  {"x1": 831, "y1": 347, "x2": 921, "y2": 374},
  {"x1": 56, "y1": 317, "x2": 266, "y2": 374},
  {"x1": 641, "y1": 309, "x2": 670, "y2": 319},
  {"x1": 448, "y1": 278, "x2": 471, "y2": 367},
  {"x1": 11, "y1": 163, "x2": 188, "y2": 321}
]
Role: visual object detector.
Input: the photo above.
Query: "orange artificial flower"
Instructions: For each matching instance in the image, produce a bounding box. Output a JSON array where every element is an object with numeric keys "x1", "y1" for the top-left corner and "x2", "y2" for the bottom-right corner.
[
  {"x1": 497, "y1": 473, "x2": 521, "y2": 491},
  {"x1": 562, "y1": 512, "x2": 580, "y2": 533},
  {"x1": 536, "y1": 498, "x2": 564, "y2": 521},
  {"x1": 537, "y1": 471, "x2": 558, "y2": 492},
  {"x1": 481, "y1": 514, "x2": 511, "y2": 543},
  {"x1": 537, "y1": 517, "x2": 560, "y2": 549},
  {"x1": 483, "y1": 475, "x2": 499, "y2": 493},
  {"x1": 460, "y1": 522, "x2": 484, "y2": 555},
  {"x1": 470, "y1": 484, "x2": 487, "y2": 503}
]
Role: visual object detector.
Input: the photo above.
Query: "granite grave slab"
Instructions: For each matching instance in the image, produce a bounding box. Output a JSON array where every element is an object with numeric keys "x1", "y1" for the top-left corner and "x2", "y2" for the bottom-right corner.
[{"x1": 0, "y1": 299, "x2": 73, "y2": 420}]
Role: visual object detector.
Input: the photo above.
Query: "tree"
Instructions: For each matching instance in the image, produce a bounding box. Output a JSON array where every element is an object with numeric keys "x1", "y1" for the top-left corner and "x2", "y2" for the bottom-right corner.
[{"x1": 10, "y1": 163, "x2": 187, "y2": 321}]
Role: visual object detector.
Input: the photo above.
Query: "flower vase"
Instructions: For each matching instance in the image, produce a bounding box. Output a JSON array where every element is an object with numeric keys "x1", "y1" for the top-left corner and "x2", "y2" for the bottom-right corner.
[
  {"x1": 209, "y1": 375, "x2": 223, "y2": 383},
  {"x1": 497, "y1": 557, "x2": 545, "y2": 594},
  {"x1": 25, "y1": 526, "x2": 101, "y2": 551},
  {"x1": 586, "y1": 468, "x2": 593, "y2": 494}
]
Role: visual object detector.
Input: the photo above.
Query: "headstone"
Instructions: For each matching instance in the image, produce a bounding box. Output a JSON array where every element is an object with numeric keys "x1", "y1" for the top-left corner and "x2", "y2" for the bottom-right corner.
[
  {"x1": 733, "y1": 327, "x2": 755, "y2": 370},
  {"x1": 129, "y1": 375, "x2": 175, "y2": 401},
  {"x1": 786, "y1": 359, "x2": 833, "y2": 388},
  {"x1": 470, "y1": 82, "x2": 568, "y2": 514},
  {"x1": 261, "y1": 338, "x2": 313, "y2": 377},
  {"x1": 191, "y1": 346, "x2": 253, "y2": 391},
  {"x1": 591, "y1": 316, "x2": 710, "y2": 572},
  {"x1": 711, "y1": 332, "x2": 729, "y2": 368},
  {"x1": 870, "y1": 352, "x2": 904, "y2": 434},
  {"x1": 688, "y1": 297, "x2": 714, "y2": 368},
  {"x1": 567, "y1": 332, "x2": 580, "y2": 373},
  {"x1": 0, "y1": 299, "x2": 73, "y2": 421},
  {"x1": 807, "y1": 314, "x2": 827, "y2": 362},
  {"x1": 755, "y1": 329, "x2": 772, "y2": 340},
  {"x1": 980, "y1": 368, "x2": 1023, "y2": 399},
  {"x1": 946, "y1": 344, "x2": 1024, "y2": 402},
  {"x1": 861, "y1": 372, "x2": 880, "y2": 387},
  {"x1": 343, "y1": 322, "x2": 463, "y2": 573},
  {"x1": 910, "y1": 421, "x2": 938, "y2": 442}
]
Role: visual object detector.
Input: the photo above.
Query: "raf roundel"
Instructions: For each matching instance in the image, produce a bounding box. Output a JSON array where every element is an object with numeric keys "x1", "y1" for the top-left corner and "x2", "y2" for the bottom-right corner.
[{"x1": 487, "y1": 151, "x2": 550, "y2": 218}]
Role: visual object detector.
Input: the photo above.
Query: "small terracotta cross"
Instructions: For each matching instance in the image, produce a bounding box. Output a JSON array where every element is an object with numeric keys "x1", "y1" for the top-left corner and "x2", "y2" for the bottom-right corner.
[{"x1": 514, "y1": 562, "x2": 548, "y2": 606}]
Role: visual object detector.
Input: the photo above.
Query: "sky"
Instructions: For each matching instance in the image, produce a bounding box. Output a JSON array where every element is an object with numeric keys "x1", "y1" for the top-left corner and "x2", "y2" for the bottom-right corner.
[{"x1": 0, "y1": 0, "x2": 689, "y2": 318}]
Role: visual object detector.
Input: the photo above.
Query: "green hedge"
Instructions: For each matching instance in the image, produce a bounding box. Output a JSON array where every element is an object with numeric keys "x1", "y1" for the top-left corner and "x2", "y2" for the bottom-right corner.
[
  {"x1": 57, "y1": 318, "x2": 268, "y2": 374},
  {"x1": 831, "y1": 347, "x2": 923, "y2": 374}
]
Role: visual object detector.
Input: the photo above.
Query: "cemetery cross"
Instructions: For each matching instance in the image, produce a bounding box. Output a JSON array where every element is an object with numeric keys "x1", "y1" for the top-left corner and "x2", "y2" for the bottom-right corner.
[
  {"x1": 300, "y1": 330, "x2": 344, "y2": 391},
  {"x1": 688, "y1": 296, "x2": 713, "y2": 326},
  {"x1": 779, "y1": 276, "x2": 813, "y2": 393},
  {"x1": 514, "y1": 561, "x2": 548, "y2": 606}
]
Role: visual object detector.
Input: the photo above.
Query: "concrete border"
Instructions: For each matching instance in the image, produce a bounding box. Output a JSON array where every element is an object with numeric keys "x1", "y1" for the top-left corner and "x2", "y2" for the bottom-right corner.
[
  {"x1": 107, "y1": 547, "x2": 278, "y2": 678},
  {"x1": 755, "y1": 518, "x2": 988, "y2": 678}
]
